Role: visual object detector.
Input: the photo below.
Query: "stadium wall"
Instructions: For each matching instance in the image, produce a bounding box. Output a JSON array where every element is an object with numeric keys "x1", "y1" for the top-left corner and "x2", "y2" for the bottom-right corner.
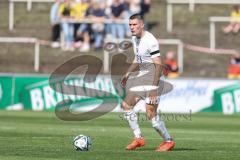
[{"x1": 0, "y1": 74, "x2": 239, "y2": 115}]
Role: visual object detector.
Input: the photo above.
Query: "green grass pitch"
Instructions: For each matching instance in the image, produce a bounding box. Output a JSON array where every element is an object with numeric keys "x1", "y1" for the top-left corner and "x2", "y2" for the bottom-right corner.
[{"x1": 0, "y1": 111, "x2": 239, "y2": 160}]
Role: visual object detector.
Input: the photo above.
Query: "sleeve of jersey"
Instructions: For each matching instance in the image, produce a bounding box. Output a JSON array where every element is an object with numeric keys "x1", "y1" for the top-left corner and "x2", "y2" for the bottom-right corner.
[{"x1": 149, "y1": 38, "x2": 161, "y2": 58}]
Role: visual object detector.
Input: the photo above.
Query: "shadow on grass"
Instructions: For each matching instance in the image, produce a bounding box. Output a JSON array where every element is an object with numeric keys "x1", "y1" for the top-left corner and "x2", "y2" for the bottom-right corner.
[
  {"x1": 135, "y1": 147, "x2": 197, "y2": 152},
  {"x1": 172, "y1": 148, "x2": 197, "y2": 152}
]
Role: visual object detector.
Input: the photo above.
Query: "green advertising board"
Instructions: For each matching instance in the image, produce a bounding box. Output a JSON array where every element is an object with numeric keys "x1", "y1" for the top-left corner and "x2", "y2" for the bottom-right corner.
[
  {"x1": 0, "y1": 76, "x2": 13, "y2": 108},
  {"x1": 0, "y1": 74, "x2": 124, "y2": 111},
  {"x1": 21, "y1": 76, "x2": 124, "y2": 111},
  {"x1": 1, "y1": 74, "x2": 239, "y2": 114},
  {"x1": 212, "y1": 84, "x2": 240, "y2": 114}
]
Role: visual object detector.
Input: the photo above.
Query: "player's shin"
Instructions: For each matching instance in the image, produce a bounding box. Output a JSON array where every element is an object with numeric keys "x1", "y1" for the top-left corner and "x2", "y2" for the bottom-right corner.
[
  {"x1": 151, "y1": 115, "x2": 172, "y2": 141},
  {"x1": 124, "y1": 109, "x2": 142, "y2": 138}
]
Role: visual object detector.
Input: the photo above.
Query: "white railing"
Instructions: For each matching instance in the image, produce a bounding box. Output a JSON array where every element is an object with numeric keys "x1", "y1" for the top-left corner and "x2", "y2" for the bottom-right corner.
[
  {"x1": 103, "y1": 39, "x2": 184, "y2": 74},
  {"x1": 0, "y1": 37, "x2": 40, "y2": 72},
  {"x1": 209, "y1": 16, "x2": 238, "y2": 49},
  {"x1": 0, "y1": 37, "x2": 183, "y2": 74},
  {"x1": 8, "y1": 0, "x2": 54, "y2": 30},
  {"x1": 166, "y1": 0, "x2": 240, "y2": 32}
]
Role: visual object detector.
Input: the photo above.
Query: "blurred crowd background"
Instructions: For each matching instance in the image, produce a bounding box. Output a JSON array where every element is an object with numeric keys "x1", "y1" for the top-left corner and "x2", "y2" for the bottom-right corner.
[{"x1": 50, "y1": 0, "x2": 151, "y2": 51}]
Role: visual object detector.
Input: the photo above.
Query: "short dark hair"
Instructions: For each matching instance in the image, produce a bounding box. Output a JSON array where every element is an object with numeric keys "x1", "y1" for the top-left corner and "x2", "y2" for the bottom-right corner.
[{"x1": 129, "y1": 13, "x2": 144, "y2": 21}]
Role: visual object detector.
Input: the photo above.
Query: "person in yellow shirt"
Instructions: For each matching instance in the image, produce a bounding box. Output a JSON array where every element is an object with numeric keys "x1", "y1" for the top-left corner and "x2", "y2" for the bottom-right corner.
[
  {"x1": 59, "y1": 0, "x2": 75, "y2": 18},
  {"x1": 223, "y1": 5, "x2": 240, "y2": 34},
  {"x1": 72, "y1": 0, "x2": 89, "y2": 20},
  {"x1": 72, "y1": 0, "x2": 90, "y2": 44},
  {"x1": 59, "y1": 0, "x2": 75, "y2": 50}
]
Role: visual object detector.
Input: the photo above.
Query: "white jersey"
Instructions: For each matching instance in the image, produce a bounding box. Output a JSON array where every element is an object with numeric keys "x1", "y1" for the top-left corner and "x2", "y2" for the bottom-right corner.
[
  {"x1": 132, "y1": 31, "x2": 161, "y2": 70},
  {"x1": 128, "y1": 31, "x2": 169, "y2": 103}
]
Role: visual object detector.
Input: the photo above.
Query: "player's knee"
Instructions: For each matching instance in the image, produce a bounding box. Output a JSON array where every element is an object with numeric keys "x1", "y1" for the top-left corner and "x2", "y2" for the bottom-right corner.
[
  {"x1": 147, "y1": 112, "x2": 155, "y2": 120},
  {"x1": 146, "y1": 108, "x2": 156, "y2": 120}
]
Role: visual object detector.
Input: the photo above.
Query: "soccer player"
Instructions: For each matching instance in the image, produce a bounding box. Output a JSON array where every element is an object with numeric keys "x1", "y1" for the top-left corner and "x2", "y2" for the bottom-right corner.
[{"x1": 121, "y1": 13, "x2": 175, "y2": 151}]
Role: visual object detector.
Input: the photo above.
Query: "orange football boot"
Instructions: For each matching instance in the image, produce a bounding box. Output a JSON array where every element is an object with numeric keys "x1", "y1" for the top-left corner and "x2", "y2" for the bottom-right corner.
[
  {"x1": 155, "y1": 140, "x2": 175, "y2": 152},
  {"x1": 126, "y1": 137, "x2": 145, "y2": 150}
]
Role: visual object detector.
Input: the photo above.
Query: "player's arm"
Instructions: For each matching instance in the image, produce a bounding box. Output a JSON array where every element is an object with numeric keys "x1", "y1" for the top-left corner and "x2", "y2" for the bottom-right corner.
[
  {"x1": 152, "y1": 56, "x2": 162, "y2": 86},
  {"x1": 121, "y1": 57, "x2": 138, "y2": 87},
  {"x1": 148, "y1": 55, "x2": 162, "y2": 104},
  {"x1": 148, "y1": 36, "x2": 162, "y2": 104},
  {"x1": 148, "y1": 36, "x2": 162, "y2": 86}
]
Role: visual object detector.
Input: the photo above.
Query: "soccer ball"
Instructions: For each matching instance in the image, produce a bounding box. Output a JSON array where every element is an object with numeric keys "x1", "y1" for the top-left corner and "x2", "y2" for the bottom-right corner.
[{"x1": 73, "y1": 135, "x2": 91, "y2": 151}]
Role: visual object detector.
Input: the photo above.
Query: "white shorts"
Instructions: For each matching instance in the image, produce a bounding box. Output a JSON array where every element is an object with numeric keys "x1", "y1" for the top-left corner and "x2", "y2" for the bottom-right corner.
[{"x1": 126, "y1": 71, "x2": 173, "y2": 103}]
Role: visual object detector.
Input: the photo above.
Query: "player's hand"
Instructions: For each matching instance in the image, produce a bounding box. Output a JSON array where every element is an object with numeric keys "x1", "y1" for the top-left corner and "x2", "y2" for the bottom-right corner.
[
  {"x1": 121, "y1": 74, "x2": 129, "y2": 87},
  {"x1": 149, "y1": 89, "x2": 158, "y2": 104}
]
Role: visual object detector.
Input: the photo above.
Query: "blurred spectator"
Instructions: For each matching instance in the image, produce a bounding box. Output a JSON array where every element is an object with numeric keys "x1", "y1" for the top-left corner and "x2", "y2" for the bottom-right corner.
[
  {"x1": 105, "y1": 0, "x2": 113, "y2": 16},
  {"x1": 72, "y1": 0, "x2": 90, "y2": 43},
  {"x1": 123, "y1": 0, "x2": 151, "y2": 31},
  {"x1": 228, "y1": 54, "x2": 240, "y2": 79},
  {"x1": 129, "y1": 0, "x2": 141, "y2": 14},
  {"x1": 223, "y1": 5, "x2": 240, "y2": 34},
  {"x1": 73, "y1": 0, "x2": 89, "y2": 20},
  {"x1": 78, "y1": 1, "x2": 106, "y2": 51},
  {"x1": 140, "y1": 0, "x2": 151, "y2": 18},
  {"x1": 164, "y1": 51, "x2": 179, "y2": 78},
  {"x1": 110, "y1": 0, "x2": 126, "y2": 39},
  {"x1": 122, "y1": 0, "x2": 135, "y2": 37},
  {"x1": 59, "y1": 0, "x2": 75, "y2": 51},
  {"x1": 88, "y1": 1, "x2": 106, "y2": 50},
  {"x1": 50, "y1": 0, "x2": 62, "y2": 48}
]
